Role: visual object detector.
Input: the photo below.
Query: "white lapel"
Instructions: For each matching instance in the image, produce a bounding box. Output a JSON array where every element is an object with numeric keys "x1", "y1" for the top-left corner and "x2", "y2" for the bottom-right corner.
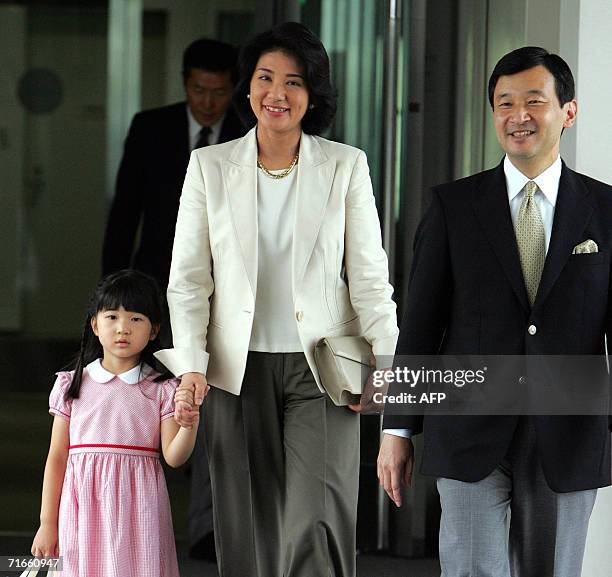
[
  {"x1": 292, "y1": 133, "x2": 336, "y2": 296},
  {"x1": 222, "y1": 127, "x2": 259, "y2": 297}
]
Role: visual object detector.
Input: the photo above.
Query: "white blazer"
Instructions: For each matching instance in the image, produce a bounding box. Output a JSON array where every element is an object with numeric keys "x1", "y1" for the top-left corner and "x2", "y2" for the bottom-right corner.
[{"x1": 155, "y1": 127, "x2": 398, "y2": 395}]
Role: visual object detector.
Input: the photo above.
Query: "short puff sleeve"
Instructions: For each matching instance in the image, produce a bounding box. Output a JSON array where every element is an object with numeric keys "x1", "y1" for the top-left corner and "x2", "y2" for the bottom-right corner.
[
  {"x1": 159, "y1": 378, "x2": 179, "y2": 421},
  {"x1": 49, "y1": 371, "x2": 74, "y2": 421}
]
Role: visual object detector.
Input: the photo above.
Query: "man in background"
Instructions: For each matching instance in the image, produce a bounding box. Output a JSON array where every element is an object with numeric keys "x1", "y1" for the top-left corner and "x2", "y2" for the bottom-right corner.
[{"x1": 102, "y1": 37, "x2": 245, "y2": 288}]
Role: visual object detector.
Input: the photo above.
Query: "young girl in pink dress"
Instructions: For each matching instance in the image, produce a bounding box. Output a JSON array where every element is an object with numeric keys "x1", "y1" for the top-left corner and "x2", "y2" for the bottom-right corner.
[{"x1": 31, "y1": 270, "x2": 197, "y2": 577}]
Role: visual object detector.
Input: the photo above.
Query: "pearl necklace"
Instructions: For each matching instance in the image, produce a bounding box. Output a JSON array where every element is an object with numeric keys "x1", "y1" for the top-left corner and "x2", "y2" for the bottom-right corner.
[{"x1": 257, "y1": 153, "x2": 299, "y2": 179}]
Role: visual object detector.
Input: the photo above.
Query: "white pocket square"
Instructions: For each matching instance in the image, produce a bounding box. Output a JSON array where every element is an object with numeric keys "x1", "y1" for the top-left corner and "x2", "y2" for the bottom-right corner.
[{"x1": 572, "y1": 239, "x2": 598, "y2": 254}]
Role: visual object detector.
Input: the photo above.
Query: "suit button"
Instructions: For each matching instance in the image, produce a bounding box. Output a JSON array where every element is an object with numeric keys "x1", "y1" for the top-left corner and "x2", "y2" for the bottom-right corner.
[
  {"x1": 519, "y1": 376, "x2": 527, "y2": 385},
  {"x1": 528, "y1": 324, "x2": 537, "y2": 335},
  {"x1": 296, "y1": 311, "x2": 304, "y2": 322}
]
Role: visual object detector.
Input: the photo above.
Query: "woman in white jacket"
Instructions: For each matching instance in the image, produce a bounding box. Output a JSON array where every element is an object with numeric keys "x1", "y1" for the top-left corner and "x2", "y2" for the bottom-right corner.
[{"x1": 157, "y1": 22, "x2": 398, "y2": 577}]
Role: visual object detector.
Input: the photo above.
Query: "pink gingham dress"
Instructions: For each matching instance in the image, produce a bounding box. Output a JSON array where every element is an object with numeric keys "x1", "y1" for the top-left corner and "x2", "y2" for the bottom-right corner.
[{"x1": 49, "y1": 359, "x2": 180, "y2": 577}]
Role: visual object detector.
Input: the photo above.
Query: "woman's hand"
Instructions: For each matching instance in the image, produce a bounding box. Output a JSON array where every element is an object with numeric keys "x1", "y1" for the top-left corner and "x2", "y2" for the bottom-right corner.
[
  {"x1": 348, "y1": 369, "x2": 390, "y2": 414},
  {"x1": 174, "y1": 372, "x2": 208, "y2": 428},
  {"x1": 31, "y1": 522, "x2": 58, "y2": 558}
]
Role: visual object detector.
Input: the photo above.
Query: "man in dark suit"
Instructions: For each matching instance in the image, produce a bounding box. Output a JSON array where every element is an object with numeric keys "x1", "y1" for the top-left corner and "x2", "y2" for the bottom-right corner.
[
  {"x1": 102, "y1": 37, "x2": 245, "y2": 288},
  {"x1": 102, "y1": 38, "x2": 246, "y2": 562},
  {"x1": 378, "y1": 47, "x2": 611, "y2": 577}
]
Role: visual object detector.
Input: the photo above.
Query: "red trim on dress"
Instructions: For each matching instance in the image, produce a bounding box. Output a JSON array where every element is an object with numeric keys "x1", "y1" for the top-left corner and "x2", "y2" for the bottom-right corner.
[{"x1": 69, "y1": 443, "x2": 159, "y2": 452}]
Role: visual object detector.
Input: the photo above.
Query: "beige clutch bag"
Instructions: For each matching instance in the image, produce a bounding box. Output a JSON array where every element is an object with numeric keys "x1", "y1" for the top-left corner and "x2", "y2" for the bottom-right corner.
[{"x1": 314, "y1": 336, "x2": 374, "y2": 406}]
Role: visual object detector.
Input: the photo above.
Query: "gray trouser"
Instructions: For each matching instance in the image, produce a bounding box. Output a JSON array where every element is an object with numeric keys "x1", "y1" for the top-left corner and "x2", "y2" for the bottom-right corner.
[
  {"x1": 187, "y1": 408, "x2": 214, "y2": 546},
  {"x1": 162, "y1": 300, "x2": 214, "y2": 548},
  {"x1": 437, "y1": 418, "x2": 597, "y2": 577},
  {"x1": 205, "y1": 351, "x2": 360, "y2": 577}
]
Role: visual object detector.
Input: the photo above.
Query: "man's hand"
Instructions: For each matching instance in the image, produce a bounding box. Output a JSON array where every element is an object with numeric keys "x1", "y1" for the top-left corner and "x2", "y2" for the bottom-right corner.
[
  {"x1": 348, "y1": 368, "x2": 390, "y2": 414},
  {"x1": 174, "y1": 372, "x2": 208, "y2": 428},
  {"x1": 377, "y1": 433, "x2": 414, "y2": 507}
]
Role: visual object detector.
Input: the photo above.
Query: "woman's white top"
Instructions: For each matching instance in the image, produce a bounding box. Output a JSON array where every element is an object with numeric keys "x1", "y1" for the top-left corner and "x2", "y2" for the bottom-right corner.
[{"x1": 248, "y1": 166, "x2": 303, "y2": 352}]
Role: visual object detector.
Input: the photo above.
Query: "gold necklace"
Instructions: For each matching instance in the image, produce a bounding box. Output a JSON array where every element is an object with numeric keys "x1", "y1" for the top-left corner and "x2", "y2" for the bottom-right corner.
[{"x1": 257, "y1": 153, "x2": 299, "y2": 179}]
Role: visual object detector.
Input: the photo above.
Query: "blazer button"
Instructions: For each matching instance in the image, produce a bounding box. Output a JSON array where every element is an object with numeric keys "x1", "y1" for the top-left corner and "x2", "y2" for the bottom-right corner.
[
  {"x1": 296, "y1": 311, "x2": 304, "y2": 322},
  {"x1": 519, "y1": 376, "x2": 527, "y2": 385},
  {"x1": 528, "y1": 324, "x2": 537, "y2": 335}
]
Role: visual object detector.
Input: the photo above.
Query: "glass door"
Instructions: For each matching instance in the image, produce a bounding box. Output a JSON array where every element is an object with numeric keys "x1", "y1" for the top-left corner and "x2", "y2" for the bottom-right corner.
[
  {"x1": 1, "y1": 2, "x2": 109, "y2": 341},
  {"x1": 0, "y1": 0, "x2": 111, "y2": 535}
]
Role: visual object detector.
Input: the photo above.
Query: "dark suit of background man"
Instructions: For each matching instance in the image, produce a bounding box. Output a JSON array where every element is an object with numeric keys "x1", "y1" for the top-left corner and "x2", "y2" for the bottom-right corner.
[
  {"x1": 102, "y1": 37, "x2": 247, "y2": 561},
  {"x1": 103, "y1": 38, "x2": 245, "y2": 288},
  {"x1": 378, "y1": 47, "x2": 612, "y2": 577}
]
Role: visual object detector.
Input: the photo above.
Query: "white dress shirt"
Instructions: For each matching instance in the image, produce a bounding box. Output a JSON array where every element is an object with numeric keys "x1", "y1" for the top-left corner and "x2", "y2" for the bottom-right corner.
[
  {"x1": 505, "y1": 155, "x2": 560, "y2": 253},
  {"x1": 384, "y1": 155, "x2": 562, "y2": 440}
]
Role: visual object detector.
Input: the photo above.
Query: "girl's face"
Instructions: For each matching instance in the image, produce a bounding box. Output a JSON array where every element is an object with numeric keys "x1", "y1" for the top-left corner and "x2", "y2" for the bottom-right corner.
[{"x1": 91, "y1": 306, "x2": 158, "y2": 372}]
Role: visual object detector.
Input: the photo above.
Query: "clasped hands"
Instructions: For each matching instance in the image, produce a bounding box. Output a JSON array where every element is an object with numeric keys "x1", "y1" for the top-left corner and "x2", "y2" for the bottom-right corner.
[
  {"x1": 173, "y1": 371, "x2": 209, "y2": 428},
  {"x1": 173, "y1": 369, "x2": 414, "y2": 508}
]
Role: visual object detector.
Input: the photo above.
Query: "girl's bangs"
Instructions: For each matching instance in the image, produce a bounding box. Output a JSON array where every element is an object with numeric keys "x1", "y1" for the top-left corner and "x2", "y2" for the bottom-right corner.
[{"x1": 95, "y1": 279, "x2": 159, "y2": 322}]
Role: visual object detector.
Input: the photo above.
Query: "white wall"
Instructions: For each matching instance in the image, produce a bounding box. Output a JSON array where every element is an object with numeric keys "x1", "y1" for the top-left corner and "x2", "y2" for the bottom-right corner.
[
  {"x1": 556, "y1": 2, "x2": 612, "y2": 573},
  {"x1": 526, "y1": 1, "x2": 612, "y2": 574},
  {"x1": 570, "y1": 2, "x2": 612, "y2": 183}
]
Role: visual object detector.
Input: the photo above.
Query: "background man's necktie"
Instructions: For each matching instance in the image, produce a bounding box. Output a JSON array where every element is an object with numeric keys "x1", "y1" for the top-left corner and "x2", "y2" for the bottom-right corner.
[
  {"x1": 515, "y1": 180, "x2": 546, "y2": 305},
  {"x1": 195, "y1": 126, "x2": 212, "y2": 150}
]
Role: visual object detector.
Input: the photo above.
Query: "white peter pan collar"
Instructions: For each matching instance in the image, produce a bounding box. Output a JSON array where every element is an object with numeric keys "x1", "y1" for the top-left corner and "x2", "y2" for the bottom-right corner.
[{"x1": 86, "y1": 358, "x2": 153, "y2": 384}]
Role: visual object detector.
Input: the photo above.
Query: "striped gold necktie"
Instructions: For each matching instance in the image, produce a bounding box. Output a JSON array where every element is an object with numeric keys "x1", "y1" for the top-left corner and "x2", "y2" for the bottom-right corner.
[{"x1": 515, "y1": 180, "x2": 546, "y2": 306}]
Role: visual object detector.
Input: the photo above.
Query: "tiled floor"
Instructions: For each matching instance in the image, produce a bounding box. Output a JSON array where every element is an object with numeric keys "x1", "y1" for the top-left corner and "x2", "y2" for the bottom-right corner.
[{"x1": 0, "y1": 536, "x2": 439, "y2": 577}]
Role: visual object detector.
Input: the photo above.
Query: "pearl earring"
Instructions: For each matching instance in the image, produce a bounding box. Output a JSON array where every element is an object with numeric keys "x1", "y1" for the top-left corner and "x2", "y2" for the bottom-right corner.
[
  {"x1": 308, "y1": 103, "x2": 314, "y2": 109},
  {"x1": 247, "y1": 94, "x2": 250, "y2": 99}
]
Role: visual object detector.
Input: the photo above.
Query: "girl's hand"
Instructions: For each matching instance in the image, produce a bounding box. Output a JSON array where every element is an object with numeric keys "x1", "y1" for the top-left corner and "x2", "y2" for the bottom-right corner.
[
  {"x1": 31, "y1": 522, "x2": 59, "y2": 558},
  {"x1": 181, "y1": 405, "x2": 200, "y2": 429},
  {"x1": 174, "y1": 386, "x2": 199, "y2": 429},
  {"x1": 174, "y1": 386, "x2": 195, "y2": 405}
]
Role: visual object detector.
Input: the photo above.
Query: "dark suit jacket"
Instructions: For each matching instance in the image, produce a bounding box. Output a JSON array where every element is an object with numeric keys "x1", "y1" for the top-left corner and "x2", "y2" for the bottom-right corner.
[
  {"x1": 383, "y1": 160, "x2": 612, "y2": 492},
  {"x1": 102, "y1": 101, "x2": 246, "y2": 288}
]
